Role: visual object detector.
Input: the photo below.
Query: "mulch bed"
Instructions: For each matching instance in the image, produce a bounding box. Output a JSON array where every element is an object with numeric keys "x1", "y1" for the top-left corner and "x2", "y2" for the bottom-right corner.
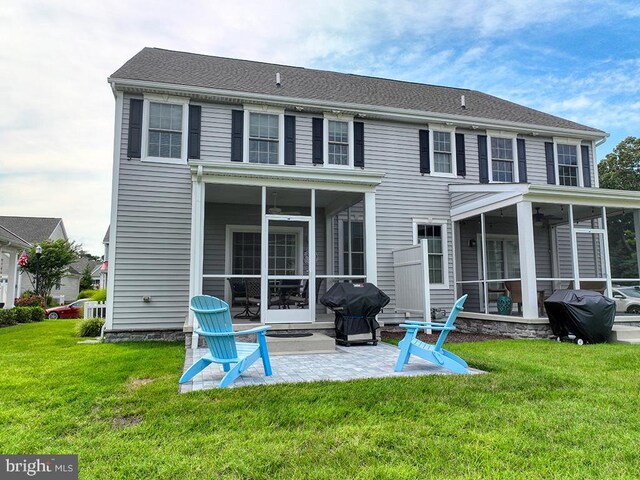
[{"x1": 381, "y1": 330, "x2": 507, "y2": 343}]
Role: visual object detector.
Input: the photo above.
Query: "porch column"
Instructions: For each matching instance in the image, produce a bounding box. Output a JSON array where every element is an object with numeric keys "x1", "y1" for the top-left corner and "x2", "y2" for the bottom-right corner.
[
  {"x1": 364, "y1": 191, "x2": 378, "y2": 285},
  {"x1": 517, "y1": 202, "x2": 538, "y2": 318},
  {"x1": 189, "y1": 168, "x2": 205, "y2": 346},
  {"x1": 5, "y1": 250, "x2": 18, "y2": 308}
]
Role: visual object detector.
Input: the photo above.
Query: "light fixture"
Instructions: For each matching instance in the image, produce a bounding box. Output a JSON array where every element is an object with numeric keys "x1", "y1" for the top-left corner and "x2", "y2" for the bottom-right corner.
[
  {"x1": 468, "y1": 238, "x2": 477, "y2": 248},
  {"x1": 533, "y1": 207, "x2": 545, "y2": 227}
]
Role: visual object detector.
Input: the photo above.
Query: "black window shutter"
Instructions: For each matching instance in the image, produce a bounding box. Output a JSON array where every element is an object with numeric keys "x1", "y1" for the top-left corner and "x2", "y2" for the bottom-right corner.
[
  {"x1": 581, "y1": 145, "x2": 592, "y2": 187},
  {"x1": 478, "y1": 135, "x2": 489, "y2": 183},
  {"x1": 188, "y1": 105, "x2": 201, "y2": 160},
  {"x1": 354, "y1": 121, "x2": 365, "y2": 168},
  {"x1": 544, "y1": 142, "x2": 556, "y2": 184},
  {"x1": 312, "y1": 118, "x2": 323, "y2": 164},
  {"x1": 127, "y1": 99, "x2": 143, "y2": 159},
  {"x1": 284, "y1": 115, "x2": 296, "y2": 165},
  {"x1": 419, "y1": 129, "x2": 430, "y2": 174},
  {"x1": 455, "y1": 133, "x2": 466, "y2": 176},
  {"x1": 516, "y1": 138, "x2": 527, "y2": 183},
  {"x1": 231, "y1": 110, "x2": 244, "y2": 162}
]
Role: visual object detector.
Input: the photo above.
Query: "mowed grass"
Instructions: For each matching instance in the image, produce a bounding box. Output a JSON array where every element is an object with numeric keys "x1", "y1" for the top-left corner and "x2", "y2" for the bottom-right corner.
[{"x1": 1, "y1": 321, "x2": 639, "y2": 479}]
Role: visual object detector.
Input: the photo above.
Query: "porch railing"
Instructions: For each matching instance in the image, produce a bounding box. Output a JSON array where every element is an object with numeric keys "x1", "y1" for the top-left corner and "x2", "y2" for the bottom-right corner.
[{"x1": 84, "y1": 301, "x2": 107, "y2": 319}]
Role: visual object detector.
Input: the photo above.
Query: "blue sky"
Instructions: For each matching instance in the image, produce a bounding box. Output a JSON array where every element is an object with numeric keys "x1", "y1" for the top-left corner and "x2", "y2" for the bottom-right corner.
[{"x1": 1, "y1": 0, "x2": 639, "y2": 254}]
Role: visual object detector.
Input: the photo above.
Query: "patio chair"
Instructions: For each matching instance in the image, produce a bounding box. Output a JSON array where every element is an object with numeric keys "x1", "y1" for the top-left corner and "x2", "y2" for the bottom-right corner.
[
  {"x1": 567, "y1": 281, "x2": 606, "y2": 294},
  {"x1": 227, "y1": 278, "x2": 253, "y2": 319},
  {"x1": 394, "y1": 294, "x2": 469, "y2": 374},
  {"x1": 287, "y1": 278, "x2": 324, "y2": 308},
  {"x1": 179, "y1": 295, "x2": 272, "y2": 388}
]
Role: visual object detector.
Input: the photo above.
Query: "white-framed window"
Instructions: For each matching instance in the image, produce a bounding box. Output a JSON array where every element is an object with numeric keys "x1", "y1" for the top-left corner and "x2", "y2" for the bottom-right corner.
[
  {"x1": 429, "y1": 124, "x2": 456, "y2": 176},
  {"x1": 412, "y1": 220, "x2": 449, "y2": 288},
  {"x1": 226, "y1": 225, "x2": 303, "y2": 276},
  {"x1": 487, "y1": 131, "x2": 518, "y2": 182},
  {"x1": 243, "y1": 105, "x2": 285, "y2": 165},
  {"x1": 553, "y1": 138, "x2": 583, "y2": 187},
  {"x1": 324, "y1": 114, "x2": 354, "y2": 168},
  {"x1": 478, "y1": 234, "x2": 520, "y2": 285},
  {"x1": 141, "y1": 94, "x2": 189, "y2": 164},
  {"x1": 339, "y1": 220, "x2": 365, "y2": 276}
]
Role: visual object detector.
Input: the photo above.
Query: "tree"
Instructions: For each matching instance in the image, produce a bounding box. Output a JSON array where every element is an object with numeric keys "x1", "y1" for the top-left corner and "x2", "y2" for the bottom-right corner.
[
  {"x1": 79, "y1": 265, "x2": 94, "y2": 291},
  {"x1": 598, "y1": 137, "x2": 640, "y2": 279},
  {"x1": 19, "y1": 240, "x2": 79, "y2": 299}
]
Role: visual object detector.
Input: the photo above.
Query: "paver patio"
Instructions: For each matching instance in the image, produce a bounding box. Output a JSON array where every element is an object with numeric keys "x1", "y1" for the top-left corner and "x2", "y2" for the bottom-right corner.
[{"x1": 180, "y1": 342, "x2": 483, "y2": 392}]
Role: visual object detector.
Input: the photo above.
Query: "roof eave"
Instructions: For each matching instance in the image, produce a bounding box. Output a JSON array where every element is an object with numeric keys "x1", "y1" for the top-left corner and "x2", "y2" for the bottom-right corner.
[{"x1": 108, "y1": 77, "x2": 607, "y2": 141}]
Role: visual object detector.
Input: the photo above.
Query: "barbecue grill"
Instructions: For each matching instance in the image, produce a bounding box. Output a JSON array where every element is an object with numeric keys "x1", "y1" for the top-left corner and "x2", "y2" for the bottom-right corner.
[
  {"x1": 544, "y1": 289, "x2": 615, "y2": 344},
  {"x1": 320, "y1": 282, "x2": 390, "y2": 346}
]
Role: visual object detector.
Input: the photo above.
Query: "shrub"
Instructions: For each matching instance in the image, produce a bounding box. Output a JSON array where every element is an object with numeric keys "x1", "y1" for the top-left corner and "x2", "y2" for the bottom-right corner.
[
  {"x1": 90, "y1": 289, "x2": 107, "y2": 302},
  {"x1": 13, "y1": 307, "x2": 33, "y2": 324},
  {"x1": 0, "y1": 309, "x2": 17, "y2": 327},
  {"x1": 46, "y1": 296, "x2": 59, "y2": 308},
  {"x1": 20, "y1": 290, "x2": 35, "y2": 298},
  {"x1": 76, "y1": 317, "x2": 105, "y2": 337},
  {"x1": 77, "y1": 289, "x2": 96, "y2": 301},
  {"x1": 30, "y1": 307, "x2": 45, "y2": 322},
  {"x1": 15, "y1": 296, "x2": 45, "y2": 307}
]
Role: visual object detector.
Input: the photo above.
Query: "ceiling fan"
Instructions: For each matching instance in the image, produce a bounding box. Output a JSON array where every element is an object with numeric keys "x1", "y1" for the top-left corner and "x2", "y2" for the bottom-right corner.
[
  {"x1": 533, "y1": 207, "x2": 562, "y2": 227},
  {"x1": 267, "y1": 193, "x2": 301, "y2": 215}
]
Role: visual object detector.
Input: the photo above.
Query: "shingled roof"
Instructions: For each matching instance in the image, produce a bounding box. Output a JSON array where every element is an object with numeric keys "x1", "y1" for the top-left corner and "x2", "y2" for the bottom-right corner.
[
  {"x1": 0, "y1": 216, "x2": 63, "y2": 244},
  {"x1": 0, "y1": 225, "x2": 30, "y2": 248},
  {"x1": 110, "y1": 47, "x2": 604, "y2": 135}
]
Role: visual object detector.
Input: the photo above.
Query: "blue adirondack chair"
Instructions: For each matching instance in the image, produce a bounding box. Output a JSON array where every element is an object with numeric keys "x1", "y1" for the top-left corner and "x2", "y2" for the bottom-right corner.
[
  {"x1": 179, "y1": 295, "x2": 272, "y2": 388},
  {"x1": 394, "y1": 294, "x2": 469, "y2": 374}
]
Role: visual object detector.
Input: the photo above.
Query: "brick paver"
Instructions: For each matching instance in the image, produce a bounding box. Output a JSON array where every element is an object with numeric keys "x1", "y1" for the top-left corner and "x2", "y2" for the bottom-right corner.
[{"x1": 179, "y1": 342, "x2": 482, "y2": 392}]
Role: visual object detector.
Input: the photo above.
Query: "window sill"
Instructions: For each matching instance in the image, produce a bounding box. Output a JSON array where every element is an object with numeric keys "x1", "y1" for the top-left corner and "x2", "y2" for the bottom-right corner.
[
  {"x1": 429, "y1": 284, "x2": 450, "y2": 290},
  {"x1": 322, "y1": 164, "x2": 353, "y2": 170},
  {"x1": 430, "y1": 172, "x2": 456, "y2": 178},
  {"x1": 141, "y1": 157, "x2": 188, "y2": 166}
]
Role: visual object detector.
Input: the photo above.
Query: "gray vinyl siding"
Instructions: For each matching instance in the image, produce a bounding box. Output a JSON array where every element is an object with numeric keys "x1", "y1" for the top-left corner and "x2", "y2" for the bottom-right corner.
[
  {"x1": 199, "y1": 103, "x2": 231, "y2": 162},
  {"x1": 523, "y1": 136, "x2": 549, "y2": 185},
  {"x1": 110, "y1": 95, "x2": 192, "y2": 331}
]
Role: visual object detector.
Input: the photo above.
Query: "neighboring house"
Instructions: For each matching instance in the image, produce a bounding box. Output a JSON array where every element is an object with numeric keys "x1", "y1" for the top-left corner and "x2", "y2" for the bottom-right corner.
[
  {"x1": 70, "y1": 256, "x2": 102, "y2": 294},
  {"x1": 0, "y1": 216, "x2": 79, "y2": 304},
  {"x1": 104, "y1": 47, "x2": 640, "y2": 342},
  {"x1": 99, "y1": 227, "x2": 110, "y2": 289},
  {"x1": 0, "y1": 226, "x2": 30, "y2": 308}
]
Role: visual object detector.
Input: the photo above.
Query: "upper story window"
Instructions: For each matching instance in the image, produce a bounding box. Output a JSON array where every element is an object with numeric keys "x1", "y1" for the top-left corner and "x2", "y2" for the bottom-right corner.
[
  {"x1": 413, "y1": 220, "x2": 449, "y2": 289},
  {"x1": 328, "y1": 121, "x2": 349, "y2": 165},
  {"x1": 433, "y1": 131, "x2": 452, "y2": 173},
  {"x1": 148, "y1": 103, "x2": 183, "y2": 158},
  {"x1": 323, "y1": 114, "x2": 354, "y2": 168},
  {"x1": 141, "y1": 94, "x2": 189, "y2": 164},
  {"x1": 249, "y1": 113, "x2": 279, "y2": 164},
  {"x1": 557, "y1": 144, "x2": 579, "y2": 186},
  {"x1": 491, "y1": 137, "x2": 515, "y2": 182}
]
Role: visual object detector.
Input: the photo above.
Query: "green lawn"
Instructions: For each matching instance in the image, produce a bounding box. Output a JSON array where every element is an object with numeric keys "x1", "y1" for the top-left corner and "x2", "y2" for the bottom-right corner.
[{"x1": 1, "y1": 321, "x2": 639, "y2": 479}]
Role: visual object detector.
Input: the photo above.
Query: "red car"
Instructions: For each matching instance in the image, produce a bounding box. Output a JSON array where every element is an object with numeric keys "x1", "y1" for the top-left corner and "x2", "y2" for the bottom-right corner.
[{"x1": 45, "y1": 299, "x2": 89, "y2": 319}]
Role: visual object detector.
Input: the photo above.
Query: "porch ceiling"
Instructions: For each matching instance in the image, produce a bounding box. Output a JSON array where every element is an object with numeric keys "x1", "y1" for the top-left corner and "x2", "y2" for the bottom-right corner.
[
  {"x1": 450, "y1": 183, "x2": 640, "y2": 221},
  {"x1": 204, "y1": 183, "x2": 363, "y2": 209}
]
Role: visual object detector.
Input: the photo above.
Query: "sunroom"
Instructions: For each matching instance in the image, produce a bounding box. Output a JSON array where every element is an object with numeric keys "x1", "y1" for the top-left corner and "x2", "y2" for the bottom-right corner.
[
  {"x1": 450, "y1": 183, "x2": 640, "y2": 322},
  {"x1": 188, "y1": 163, "x2": 384, "y2": 333}
]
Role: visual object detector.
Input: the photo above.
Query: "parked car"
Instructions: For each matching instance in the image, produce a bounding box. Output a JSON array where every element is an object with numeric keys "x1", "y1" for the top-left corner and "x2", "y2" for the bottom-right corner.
[
  {"x1": 611, "y1": 287, "x2": 640, "y2": 314},
  {"x1": 45, "y1": 299, "x2": 90, "y2": 319}
]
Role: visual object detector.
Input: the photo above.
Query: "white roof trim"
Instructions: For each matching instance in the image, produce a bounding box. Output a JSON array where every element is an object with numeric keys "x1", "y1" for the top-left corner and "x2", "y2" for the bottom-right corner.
[
  {"x1": 450, "y1": 183, "x2": 640, "y2": 220},
  {"x1": 190, "y1": 162, "x2": 384, "y2": 193}
]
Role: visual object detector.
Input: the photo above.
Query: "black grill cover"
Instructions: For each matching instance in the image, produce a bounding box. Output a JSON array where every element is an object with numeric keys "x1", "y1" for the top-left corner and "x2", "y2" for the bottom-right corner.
[
  {"x1": 544, "y1": 290, "x2": 615, "y2": 343},
  {"x1": 320, "y1": 282, "x2": 390, "y2": 317}
]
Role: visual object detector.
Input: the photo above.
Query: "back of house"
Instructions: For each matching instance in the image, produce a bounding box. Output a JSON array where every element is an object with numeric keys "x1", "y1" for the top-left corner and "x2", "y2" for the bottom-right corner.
[{"x1": 105, "y1": 47, "x2": 640, "y2": 341}]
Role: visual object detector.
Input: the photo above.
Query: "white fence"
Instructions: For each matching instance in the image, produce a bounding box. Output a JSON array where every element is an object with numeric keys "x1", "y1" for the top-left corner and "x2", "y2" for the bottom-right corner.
[
  {"x1": 392, "y1": 241, "x2": 431, "y2": 322},
  {"x1": 84, "y1": 301, "x2": 107, "y2": 319}
]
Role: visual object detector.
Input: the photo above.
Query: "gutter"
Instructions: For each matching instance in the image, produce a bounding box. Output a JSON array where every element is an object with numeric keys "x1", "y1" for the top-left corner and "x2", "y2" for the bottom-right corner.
[{"x1": 108, "y1": 78, "x2": 608, "y2": 141}]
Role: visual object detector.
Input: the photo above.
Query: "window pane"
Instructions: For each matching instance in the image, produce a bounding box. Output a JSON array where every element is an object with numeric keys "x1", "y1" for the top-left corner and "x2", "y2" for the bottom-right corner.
[
  {"x1": 434, "y1": 152, "x2": 452, "y2": 173},
  {"x1": 559, "y1": 165, "x2": 578, "y2": 186},
  {"x1": 433, "y1": 131, "x2": 451, "y2": 152},
  {"x1": 492, "y1": 160, "x2": 513, "y2": 182},
  {"x1": 557, "y1": 144, "x2": 577, "y2": 165},
  {"x1": 250, "y1": 113, "x2": 278, "y2": 140},
  {"x1": 249, "y1": 139, "x2": 278, "y2": 164},
  {"x1": 148, "y1": 103, "x2": 182, "y2": 158},
  {"x1": 328, "y1": 143, "x2": 349, "y2": 165},
  {"x1": 491, "y1": 137, "x2": 513, "y2": 160},
  {"x1": 428, "y1": 255, "x2": 443, "y2": 284},
  {"x1": 328, "y1": 121, "x2": 348, "y2": 143}
]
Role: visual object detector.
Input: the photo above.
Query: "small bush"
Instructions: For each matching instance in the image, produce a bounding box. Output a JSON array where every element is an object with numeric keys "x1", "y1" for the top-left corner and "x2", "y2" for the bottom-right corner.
[
  {"x1": 13, "y1": 307, "x2": 33, "y2": 324},
  {"x1": 15, "y1": 296, "x2": 45, "y2": 307},
  {"x1": 20, "y1": 290, "x2": 35, "y2": 298},
  {"x1": 30, "y1": 307, "x2": 45, "y2": 322},
  {"x1": 0, "y1": 309, "x2": 17, "y2": 327},
  {"x1": 77, "y1": 289, "x2": 96, "y2": 301},
  {"x1": 90, "y1": 289, "x2": 107, "y2": 302},
  {"x1": 76, "y1": 317, "x2": 105, "y2": 337}
]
